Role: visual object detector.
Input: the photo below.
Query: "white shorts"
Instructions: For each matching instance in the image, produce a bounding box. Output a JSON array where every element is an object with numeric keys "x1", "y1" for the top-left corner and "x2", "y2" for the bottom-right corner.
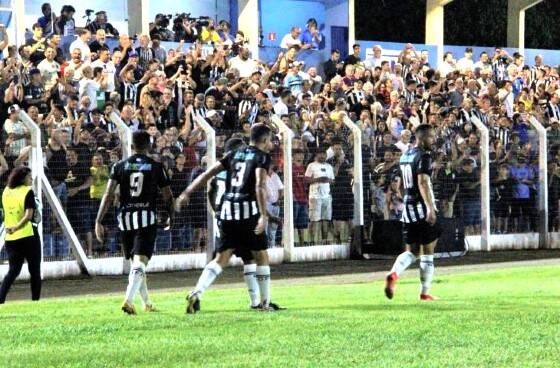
[{"x1": 309, "y1": 196, "x2": 332, "y2": 222}]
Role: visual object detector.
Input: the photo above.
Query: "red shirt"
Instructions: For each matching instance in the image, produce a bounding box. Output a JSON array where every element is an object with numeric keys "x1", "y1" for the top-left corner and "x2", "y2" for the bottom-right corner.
[{"x1": 292, "y1": 164, "x2": 308, "y2": 204}]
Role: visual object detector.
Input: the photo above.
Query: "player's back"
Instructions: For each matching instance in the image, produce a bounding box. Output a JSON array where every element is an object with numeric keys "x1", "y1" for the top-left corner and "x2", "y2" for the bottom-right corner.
[
  {"x1": 399, "y1": 147, "x2": 432, "y2": 223},
  {"x1": 111, "y1": 154, "x2": 170, "y2": 230},
  {"x1": 218, "y1": 146, "x2": 271, "y2": 221}
]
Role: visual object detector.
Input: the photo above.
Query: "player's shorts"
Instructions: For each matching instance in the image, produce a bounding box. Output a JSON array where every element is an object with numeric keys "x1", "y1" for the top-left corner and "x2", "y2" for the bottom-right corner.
[
  {"x1": 309, "y1": 196, "x2": 332, "y2": 222},
  {"x1": 217, "y1": 215, "x2": 268, "y2": 261},
  {"x1": 121, "y1": 224, "x2": 158, "y2": 260},
  {"x1": 403, "y1": 219, "x2": 442, "y2": 247}
]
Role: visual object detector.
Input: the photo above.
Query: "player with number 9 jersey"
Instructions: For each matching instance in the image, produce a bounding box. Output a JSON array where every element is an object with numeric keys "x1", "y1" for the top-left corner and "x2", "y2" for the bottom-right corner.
[{"x1": 111, "y1": 154, "x2": 171, "y2": 232}]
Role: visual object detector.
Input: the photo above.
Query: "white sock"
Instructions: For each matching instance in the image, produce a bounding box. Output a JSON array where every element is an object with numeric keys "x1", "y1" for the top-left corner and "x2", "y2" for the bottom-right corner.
[
  {"x1": 193, "y1": 260, "x2": 222, "y2": 297},
  {"x1": 419, "y1": 255, "x2": 435, "y2": 295},
  {"x1": 390, "y1": 251, "x2": 417, "y2": 276},
  {"x1": 139, "y1": 273, "x2": 151, "y2": 306},
  {"x1": 256, "y1": 265, "x2": 271, "y2": 307},
  {"x1": 125, "y1": 261, "x2": 146, "y2": 304},
  {"x1": 243, "y1": 264, "x2": 260, "y2": 307}
]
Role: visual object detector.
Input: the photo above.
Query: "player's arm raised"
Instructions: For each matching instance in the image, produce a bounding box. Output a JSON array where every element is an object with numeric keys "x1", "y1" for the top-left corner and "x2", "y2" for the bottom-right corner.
[
  {"x1": 95, "y1": 179, "x2": 118, "y2": 242},
  {"x1": 254, "y1": 167, "x2": 268, "y2": 234},
  {"x1": 177, "y1": 162, "x2": 224, "y2": 211},
  {"x1": 417, "y1": 173, "x2": 436, "y2": 225}
]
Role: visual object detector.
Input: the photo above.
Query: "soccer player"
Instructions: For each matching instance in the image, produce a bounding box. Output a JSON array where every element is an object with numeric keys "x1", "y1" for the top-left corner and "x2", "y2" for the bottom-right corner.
[
  {"x1": 177, "y1": 123, "x2": 282, "y2": 313},
  {"x1": 95, "y1": 130, "x2": 175, "y2": 314},
  {"x1": 207, "y1": 137, "x2": 283, "y2": 310},
  {"x1": 384, "y1": 124, "x2": 441, "y2": 301}
]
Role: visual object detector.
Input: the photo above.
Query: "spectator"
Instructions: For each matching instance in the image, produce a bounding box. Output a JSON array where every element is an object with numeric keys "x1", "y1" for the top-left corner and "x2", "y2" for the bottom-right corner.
[
  {"x1": 86, "y1": 11, "x2": 119, "y2": 37},
  {"x1": 292, "y1": 149, "x2": 309, "y2": 246},
  {"x1": 266, "y1": 165, "x2": 283, "y2": 248},
  {"x1": 24, "y1": 68, "x2": 49, "y2": 114},
  {"x1": 324, "y1": 49, "x2": 344, "y2": 82},
  {"x1": 69, "y1": 29, "x2": 92, "y2": 62},
  {"x1": 89, "y1": 29, "x2": 108, "y2": 54},
  {"x1": 55, "y1": 5, "x2": 76, "y2": 36},
  {"x1": 135, "y1": 34, "x2": 155, "y2": 74},
  {"x1": 456, "y1": 158, "x2": 481, "y2": 235},
  {"x1": 27, "y1": 23, "x2": 47, "y2": 66},
  {"x1": 344, "y1": 44, "x2": 362, "y2": 68},
  {"x1": 217, "y1": 20, "x2": 235, "y2": 44},
  {"x1": 327, "y1": 143, "x2": 353, "y2": 243},
  {"x1": 457, "y1": 47, "x2": 474, "y2": 74},
  {"x1": 300, "y1": 18, "x2": 323, "y2": 50},
  {"x1": 64, "y1": 148, "x2": 94, "y2": 254},
  {"x1": 280, "y1": 27, "x2": 302, "y2": 49},
  {"x1": 37, "y1": 3, "x2": 55, "y2": 34},
  {"x1": 509, "y1": 154, "x2": 534, "y2": 232},
  {"x1": 200, "y1": 19, "x2": 221, "y2": 44},
  {"x1": 37, "y1": 46, "x2": 59, "y2": 92},
  {"x1": 305, "y1": 148, "x2": 335, "y2": 245},
  {"x1": 187, "y1": 156, "x2": 208, "y2": 252}
]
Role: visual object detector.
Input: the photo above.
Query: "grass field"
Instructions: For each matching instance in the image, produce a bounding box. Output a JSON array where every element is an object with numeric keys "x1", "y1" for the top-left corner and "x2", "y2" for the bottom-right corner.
[{"x1": 0, "y1": 265, "x2": 559, "y2": 368}]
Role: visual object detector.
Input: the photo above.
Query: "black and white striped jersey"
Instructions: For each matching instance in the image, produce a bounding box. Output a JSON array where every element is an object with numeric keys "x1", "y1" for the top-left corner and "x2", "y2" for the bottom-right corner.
[
  {"x1": 398, "y1": 147, "x2": 434, "y2": 224},
  {"x1": 110, "y1": 154, "x2": 171, "y2": 231},
  {"x1": 218, "y1": 146, "x2": 271, "y2": 221},
  {"x1": 210, "y1": 170, "x2": 227, "y2": 213}
]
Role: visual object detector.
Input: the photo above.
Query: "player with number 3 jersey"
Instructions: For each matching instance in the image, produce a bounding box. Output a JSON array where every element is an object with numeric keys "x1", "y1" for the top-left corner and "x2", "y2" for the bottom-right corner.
[
  {"x1": 383, "y1": 124, "x2": 442, "y2": 301},
  {"x1": 95, "y1": 131, "x2": 175, "y2": 315},
  {"x1": 177, "y1": 123, "x2": 284, "y2": 313}
]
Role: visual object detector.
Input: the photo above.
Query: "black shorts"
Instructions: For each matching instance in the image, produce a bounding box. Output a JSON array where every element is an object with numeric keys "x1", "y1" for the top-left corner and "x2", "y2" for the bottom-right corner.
[
  {"x1": 121, "y1": 225, "x2": 158, "y2": 260},
  {"x1": 217, "y1": 216, "x2": 268, "y2": 261},
  {"x1": 403, "y1": 219, "x2": 442, "y2": 247}
]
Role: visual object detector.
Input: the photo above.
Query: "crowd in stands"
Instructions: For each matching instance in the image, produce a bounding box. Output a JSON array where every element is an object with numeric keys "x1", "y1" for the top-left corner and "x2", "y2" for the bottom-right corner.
[{"x1": 0, "y1": 3, "x2": 558, "y2": 258}]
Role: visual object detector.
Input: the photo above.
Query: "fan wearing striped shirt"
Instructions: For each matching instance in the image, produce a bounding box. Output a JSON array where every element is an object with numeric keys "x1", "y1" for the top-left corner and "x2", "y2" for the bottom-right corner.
[
  {"x1": 95, "y1": 130, "x2": 175, "y2": 315},
  {"x1": 384, "y1": 124, "x2": 441, "y2": 302}
]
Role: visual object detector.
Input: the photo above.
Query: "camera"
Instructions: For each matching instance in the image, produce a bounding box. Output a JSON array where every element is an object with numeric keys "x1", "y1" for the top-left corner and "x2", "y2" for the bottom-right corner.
[
  {"x1": 155, "y1": 13, "x2": 172, "y2": 28},
  {"x1": 175, "y1": 13, "x2": 211, "y2": 28}
]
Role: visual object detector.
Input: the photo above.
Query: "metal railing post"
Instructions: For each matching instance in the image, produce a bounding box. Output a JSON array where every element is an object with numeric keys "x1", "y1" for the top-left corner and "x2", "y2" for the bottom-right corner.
[
  {"x1": 342, "y1": 114, "x2": 364, "y2": 227},
  {"x1": 470, "y1": 116, "x2": 490, "y2": 251},
  {"x1": 529, "y1": 116, "x2": 549, "y2": 249},
  {"x1": 271, "y1": 115, "x2": 295, "y2": 262},
  {"x1": 195, "y1": 116, "x2": 216, "y2": 263}
]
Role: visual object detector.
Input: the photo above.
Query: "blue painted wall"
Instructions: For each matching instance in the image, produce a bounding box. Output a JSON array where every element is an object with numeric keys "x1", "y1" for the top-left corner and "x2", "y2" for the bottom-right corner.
[{"x1": 260, "y1": 0, "x2": 325, "y2": 47}]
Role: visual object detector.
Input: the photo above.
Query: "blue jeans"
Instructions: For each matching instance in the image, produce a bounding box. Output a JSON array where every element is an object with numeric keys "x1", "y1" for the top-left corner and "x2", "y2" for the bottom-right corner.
[{"x1": 266, "y1": 203, "x2": 281, "y2": 248}]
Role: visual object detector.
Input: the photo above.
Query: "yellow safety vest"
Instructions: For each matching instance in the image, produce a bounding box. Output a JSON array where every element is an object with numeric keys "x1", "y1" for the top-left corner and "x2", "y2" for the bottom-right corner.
[{"x1": 2, "y1": 185, "x2": 34, "y2": 241}]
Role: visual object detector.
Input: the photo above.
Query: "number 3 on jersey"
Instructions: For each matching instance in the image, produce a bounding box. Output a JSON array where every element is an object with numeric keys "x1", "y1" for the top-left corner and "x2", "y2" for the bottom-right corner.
[
  {"x1": 130, "y1": 172, "x2": 144, "y2": 197},
  {"x1": 231, "y1": 162, "x2": 246, "y2": 187},
  {"x1": 401, "y1": 164, "x2": 414, "y2": 189}
]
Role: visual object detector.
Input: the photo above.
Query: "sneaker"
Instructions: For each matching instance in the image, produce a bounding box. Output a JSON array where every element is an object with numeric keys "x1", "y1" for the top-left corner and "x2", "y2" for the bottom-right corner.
[
  {"x1": 121, "y1": 300, "x2": 136, "y2": 315},
  {"x1": 419, "y1": 294, "x2": 439, "y2": 301},
  {"x1": 384, "y1": 272, "x2": 398, "y2": 300},
  {"x1": 250, "y1": 303, "x2": 262, "y2": 310},
  {"x1": 186, "y1": 292, "x2": 201, "y2": 314},
  {"x1": 260, "y1": 301, "x2": 286, "y2": 311},
  {"x1": 142, "y1": 302, "x2": 156, "y2": 312}
]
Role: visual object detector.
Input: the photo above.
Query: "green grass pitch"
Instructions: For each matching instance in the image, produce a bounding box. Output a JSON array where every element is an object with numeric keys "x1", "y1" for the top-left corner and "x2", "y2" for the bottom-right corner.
[{"x1": 0, "y1": 266, "x2": 559, "y2": 368}]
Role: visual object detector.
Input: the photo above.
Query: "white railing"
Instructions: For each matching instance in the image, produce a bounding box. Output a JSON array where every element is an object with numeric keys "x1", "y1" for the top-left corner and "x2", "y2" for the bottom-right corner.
[
  {"x1": 270, "y1": 115, "x2": 295, "y2": 261},
  {"x1": 529, "y1": 116, "x2": 549, "y2": 248},
  {"x1": 194, "y1": 115, "x2": 216, "y2": 263},
  {"x1": 342, "y1": 113, "x2": 364, "y2": 227},
  {"x1": 470, "y1": 116, "x2": 490, "y2": 251}
]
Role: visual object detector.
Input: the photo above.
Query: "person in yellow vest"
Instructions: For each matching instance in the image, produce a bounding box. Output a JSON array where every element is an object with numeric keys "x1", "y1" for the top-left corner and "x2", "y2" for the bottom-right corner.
[{"x1": 0, "y1": 166, "x2": 41, "y2": 303}]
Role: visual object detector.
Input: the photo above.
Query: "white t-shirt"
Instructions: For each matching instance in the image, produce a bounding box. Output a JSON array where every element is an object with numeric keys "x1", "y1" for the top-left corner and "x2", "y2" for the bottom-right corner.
[
  {"x1": 273, "y1": 101, "x2": 288, "y2": 116},
  {"x1": 457, "y1": 57, "x2": 474, "y2": 73},
  {"x1": 229, "y1": 56, "x2": 257, "y2": 78},
  {"x1": 266, "y1": 172, "x2": 284, "y2": 204},
  {"x1": 79, "y1": 78, "x2": 101, "y2": 107},
  {"x1": 280, "y1": 34, "x2": 302, "y2": 49},
  {"x1": 37, "y1": 59, "x2": 60, "y2": 91},
  {"x1": 69, "y1": 39, "x2": 91, "y2": 61},
  {"x1": 305, "y1": 161, "x2": 334, "y2": 199},
  {"x1": 90, "y1": 59, "x2": 116, "y2": 92}
]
